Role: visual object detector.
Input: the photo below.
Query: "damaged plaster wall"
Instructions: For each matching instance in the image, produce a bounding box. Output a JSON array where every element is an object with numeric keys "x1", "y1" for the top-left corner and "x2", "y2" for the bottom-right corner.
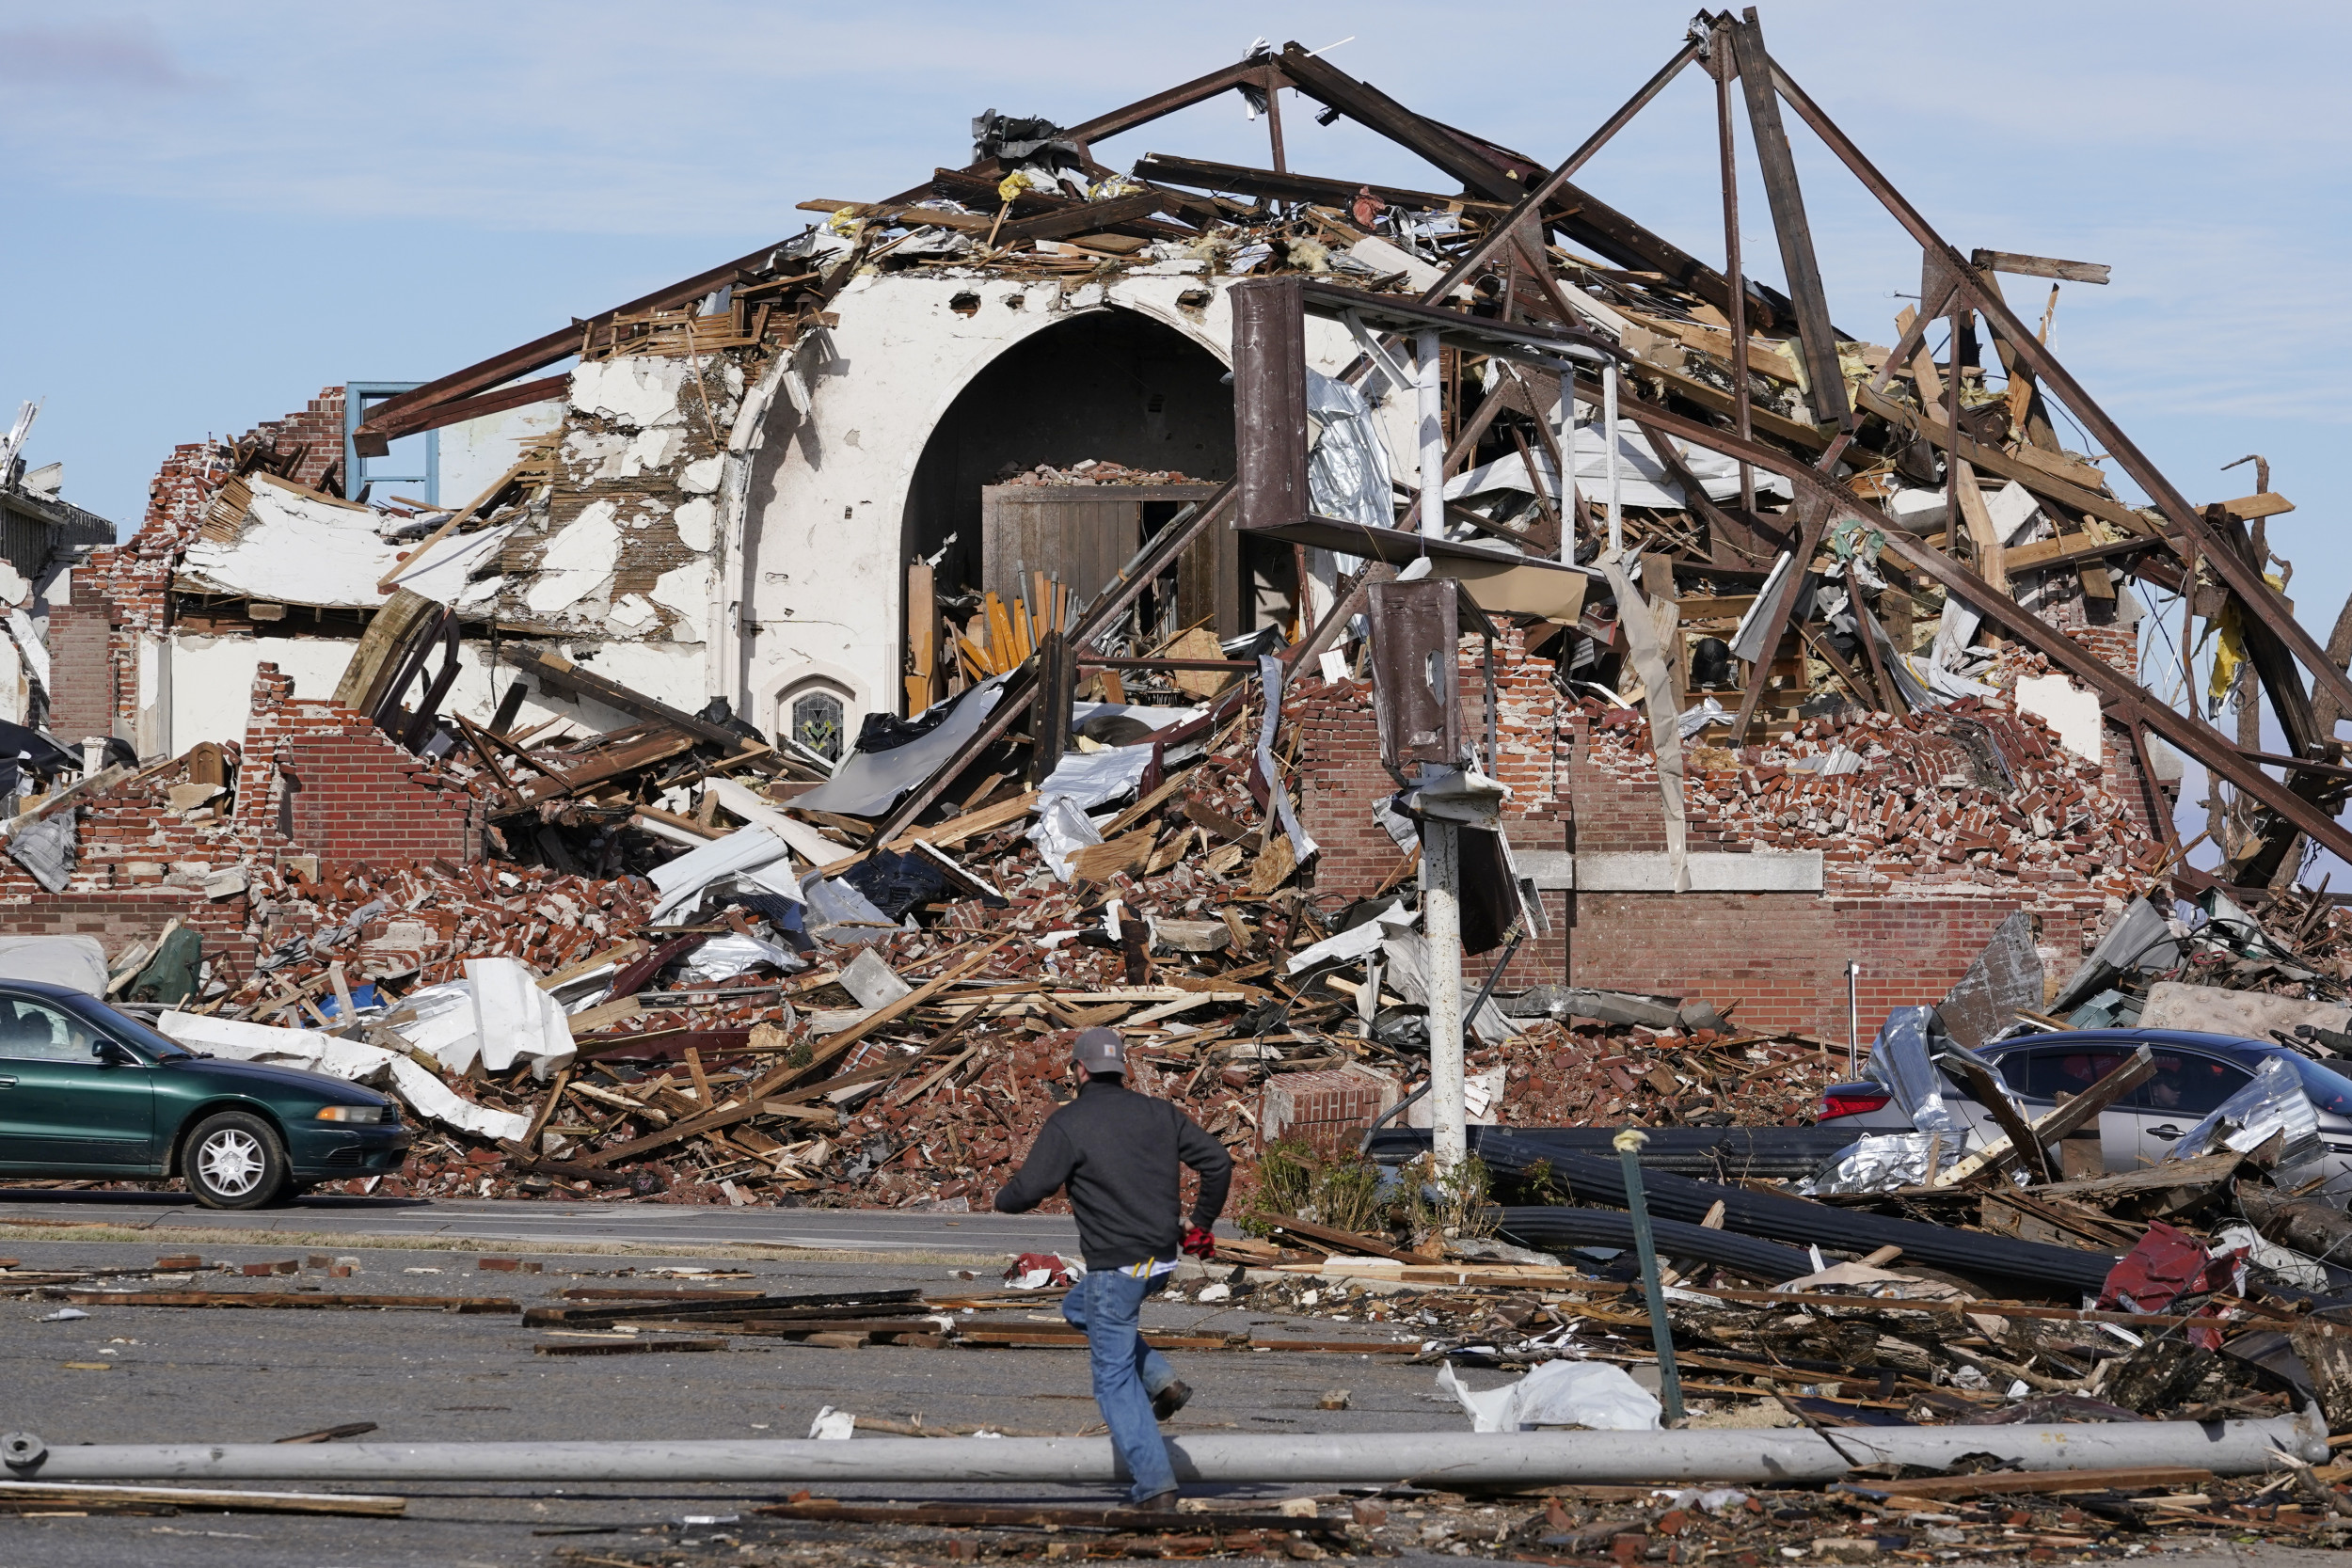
[{"x1": 722, "y1": 268, "x2": 1401, "y2": 740}]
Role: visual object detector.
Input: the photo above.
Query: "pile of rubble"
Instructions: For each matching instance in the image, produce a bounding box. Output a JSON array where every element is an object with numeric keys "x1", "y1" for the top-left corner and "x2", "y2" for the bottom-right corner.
[{"x1": 994, "y1": 460, "x2": 1199, "y2": 488}]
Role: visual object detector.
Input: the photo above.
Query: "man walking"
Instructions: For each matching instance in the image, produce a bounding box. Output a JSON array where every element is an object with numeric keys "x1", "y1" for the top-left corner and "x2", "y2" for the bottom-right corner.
[{"x1": 993, "y1": 1027, "x2": 1232, "y2": 1509}]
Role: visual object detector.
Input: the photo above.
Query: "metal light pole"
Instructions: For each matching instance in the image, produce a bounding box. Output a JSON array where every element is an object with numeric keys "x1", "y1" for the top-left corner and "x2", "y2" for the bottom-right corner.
[
  {"x1": 1424, "y1": 812, "x2": 1465, "y2": 1174},
  {"x1": 1847, "y1": 960, "x2": 1862, "y2": 1079},
  {"x1": 1613, "y1": 1127, "x2": 1684, "y2": 1425}
]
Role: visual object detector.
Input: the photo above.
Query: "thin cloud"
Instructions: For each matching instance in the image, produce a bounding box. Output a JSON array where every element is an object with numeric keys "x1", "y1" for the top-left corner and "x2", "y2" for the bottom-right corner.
[{"x1": 0, "y1": 22, "x2": 195, "y2": 92}]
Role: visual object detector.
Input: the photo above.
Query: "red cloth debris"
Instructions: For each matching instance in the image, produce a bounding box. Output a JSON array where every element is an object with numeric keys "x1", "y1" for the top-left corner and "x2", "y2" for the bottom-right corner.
[{"x1": 2098, "y1": 1220, "x2": 2247, "y2": 1314}]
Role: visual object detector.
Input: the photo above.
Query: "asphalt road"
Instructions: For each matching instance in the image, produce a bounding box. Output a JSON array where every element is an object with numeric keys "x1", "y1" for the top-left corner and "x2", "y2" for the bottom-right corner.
[
  {"x1": 0, "y1": 1232, "x2": 1426, "y2": 1568},
  {"x1": 0, "y1": 1187, "x2": 1079, "y2": 1258}
]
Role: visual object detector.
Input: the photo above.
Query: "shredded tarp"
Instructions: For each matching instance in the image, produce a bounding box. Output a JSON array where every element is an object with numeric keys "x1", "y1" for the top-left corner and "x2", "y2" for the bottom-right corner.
[{"x1": 793, "y1": 675, "x2": 1009, "y2": 817}]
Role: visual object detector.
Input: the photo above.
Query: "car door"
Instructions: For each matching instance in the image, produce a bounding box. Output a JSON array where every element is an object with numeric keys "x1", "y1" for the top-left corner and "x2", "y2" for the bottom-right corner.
[
  {"x1": 2119, "y1": 1048, "x2": 2252, "y2": 1170},
  {"x1": 1990, "y1": 1044, "x2": 2142, "y2": 1173},
  {"x1": 0, "y1": 994, "x2": 155, "y2": 1170}
]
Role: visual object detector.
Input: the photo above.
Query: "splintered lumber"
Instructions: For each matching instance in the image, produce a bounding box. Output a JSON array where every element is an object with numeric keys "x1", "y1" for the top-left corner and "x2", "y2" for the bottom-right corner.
[
  {"x1": 532, "y1": 1338, "x2": 731, "y2": 1356},
  {"x1": 60, "y1": 1291, "x2": 518, "y2": 1312},
  {"x1": 955, "y1": 1329, "x2": 1234, "y2": 1350},
  {"x1": 1257, "y1": 1212, "x2": 1438, "y2": 1263},
  {"x1": 571, "y1": 942, "x2": 1008, "y2": 1167},
  {"x1": 0, "y1": 1480, "x2": 407, "y2": 1517},
  {"x1": 524, "y1": 1288, "x2": 923, "y2": 1328},
  {"x1": 755, "y1": 1499, "x2": 1343, "y2": 1532},
  {"x1": 1872, "y1": 1466, "x2": 2211, "y2": 1500}
]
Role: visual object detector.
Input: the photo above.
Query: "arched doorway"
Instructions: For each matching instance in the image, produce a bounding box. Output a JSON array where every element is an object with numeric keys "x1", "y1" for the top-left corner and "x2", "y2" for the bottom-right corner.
[{"x1": 898, "y1": 307, "x2": 1280, "y2": 712}]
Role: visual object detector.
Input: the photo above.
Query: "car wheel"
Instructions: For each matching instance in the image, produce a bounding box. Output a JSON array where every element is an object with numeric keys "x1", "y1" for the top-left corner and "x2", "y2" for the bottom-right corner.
[{"x1": 183, "y1": 1112, "x2": 289, "y2": 1211}]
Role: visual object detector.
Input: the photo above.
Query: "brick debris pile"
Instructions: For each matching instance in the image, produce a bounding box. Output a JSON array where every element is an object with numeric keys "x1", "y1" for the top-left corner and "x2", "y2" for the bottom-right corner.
[{"x1": 54, "y1": 653, "x2": 1845, "y2": 1210}]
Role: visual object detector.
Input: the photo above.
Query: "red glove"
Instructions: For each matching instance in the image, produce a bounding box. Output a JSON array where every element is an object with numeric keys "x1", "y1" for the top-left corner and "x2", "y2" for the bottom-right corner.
[{"x1": 1182, "y1": 1224, "x2": 1217, "y2": 1260}]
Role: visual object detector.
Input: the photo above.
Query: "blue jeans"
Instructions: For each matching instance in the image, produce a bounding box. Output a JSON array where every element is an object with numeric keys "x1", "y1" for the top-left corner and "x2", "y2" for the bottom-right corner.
[{"x1": 1060, "y1": 1263, "x2": 1179, "y2": 1502}]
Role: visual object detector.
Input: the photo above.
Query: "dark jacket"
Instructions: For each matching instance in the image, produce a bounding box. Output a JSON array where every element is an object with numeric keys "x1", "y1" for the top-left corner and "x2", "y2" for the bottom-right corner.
[{"x1": 993, "y1": 1076, "x2": 1233, "y2": 1269}]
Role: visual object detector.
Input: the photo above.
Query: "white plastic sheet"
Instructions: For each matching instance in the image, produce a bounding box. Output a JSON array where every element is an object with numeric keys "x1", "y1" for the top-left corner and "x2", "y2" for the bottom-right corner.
[
  {"x1": 1437, "y1": 1359, "x2": 1661, "y2": 1433},
  {"x1": 0, "y1": 935, "x2": 106, "y2": 992},
  {"x1": 464, "y1": 957, "x2": 576, "y2": 1080},
  {"x1": 386, "y1": 1054, "x2": 532, "y2": 1143},
  {"x1": 1026, "y1": 798, "x2": 1102, "y2": 882},
  {"x1": 384, "y1": 980, "x2": 479, "y2": 1073},
  {"x1": 157, "y1": 1012, "x2": 395, "y2": 1084}
]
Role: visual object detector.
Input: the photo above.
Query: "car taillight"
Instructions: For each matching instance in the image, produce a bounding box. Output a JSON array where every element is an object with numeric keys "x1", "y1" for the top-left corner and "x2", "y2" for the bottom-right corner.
[{"x1": 1819, "y1": 1087, "x2": 1892, "y2": 1120}]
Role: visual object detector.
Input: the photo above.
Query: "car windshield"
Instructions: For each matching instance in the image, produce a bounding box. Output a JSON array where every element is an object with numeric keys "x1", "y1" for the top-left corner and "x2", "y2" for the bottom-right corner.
[
  {"x1": 71, "y1": 998, "x2": 197, "y2": 1061},
  {"x1": 2280, "y1": 1051, "x2": 2352, "y2": 1117}
]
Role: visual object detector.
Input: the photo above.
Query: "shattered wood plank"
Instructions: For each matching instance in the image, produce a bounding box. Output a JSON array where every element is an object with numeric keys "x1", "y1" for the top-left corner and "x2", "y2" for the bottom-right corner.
[
  {"x1": 60, "y1": 1291, "x2": 517, "y2": 1311},
  {"x1": 498, "y1": 645, "x2": 763, "y2": 755},
  {"x1": 532, "y1": 1337, "x2": 729, "y2": 1356},
  {"x1": 997, "y1": 191, "x2": 1179, "y2": 245},
  {"x1": 0, "y1": 1481, "x2": 406, "y2": 1517},
  {"x1": 1594, "y1": 371, "x2": 2352, "y2": 867},
  {"x1": 1260, "y1": 1212, "x2": 1437, "y2": 1263},
  {"x1": 1879, "y1": 1467, "x2": 2208, "y2": 1501},
  {"x1": 1967, "y1": 249, "x2": 2112, "y2": 286},
  {"x1": 4, "y1": 763, "x2": 131, "y2": 835},
  {"x1": 2217, "y1": 491, "x2": 2294, "y2": 521},
  {"x1": 1768, "y1": 64, "x2": 2352, "y2": 726},
  {"x1": 575, "y1": 943, "x2": 1009, "y2": 1166},
  {"x1": 1851, "y1": 385, "x2": 2147, "y2": 535}
]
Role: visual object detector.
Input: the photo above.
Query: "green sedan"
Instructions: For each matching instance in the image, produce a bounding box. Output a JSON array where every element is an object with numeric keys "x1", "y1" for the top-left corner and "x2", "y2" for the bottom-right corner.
[{"x1": 0, "y1": 980, "x2": 412, "y2": 1209}]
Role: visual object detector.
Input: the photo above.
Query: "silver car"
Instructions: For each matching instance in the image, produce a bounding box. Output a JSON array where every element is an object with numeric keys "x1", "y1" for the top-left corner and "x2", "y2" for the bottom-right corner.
[{"x1": 1819, "y1": 1027, "x2": 2352, "y2": 1202}]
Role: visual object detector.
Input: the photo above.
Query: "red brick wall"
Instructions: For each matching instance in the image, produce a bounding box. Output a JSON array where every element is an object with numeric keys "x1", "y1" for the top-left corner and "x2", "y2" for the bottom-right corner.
[
  {"x1": 1291, "y1": 651, "x2": 1572, "y2": 988},
  {"x1": 0, "y1": 659, "x2": 478, "y2": 976},
  {"x1": 1564, "y1": 894, "x2": 2091, "y2": 1040},
  {"x1": 42, "y1": 597, "x2": 114, "y2": 743},
  {"x1": 279, "y1": 736, "x2": 477, "y2": 864},
  {"x1": 241, "y1": 664, "x2": 480, "y2": 866}
]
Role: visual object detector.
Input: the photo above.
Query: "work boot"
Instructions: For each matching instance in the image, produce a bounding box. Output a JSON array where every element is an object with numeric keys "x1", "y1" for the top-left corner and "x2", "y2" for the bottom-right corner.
[
  {"x1": 1151, "y1": 1380, "x2": 1192, "y2": 1421},
  {"x1": 1133, "y1": 1490, "x2": 1181, "y2": 1513}
]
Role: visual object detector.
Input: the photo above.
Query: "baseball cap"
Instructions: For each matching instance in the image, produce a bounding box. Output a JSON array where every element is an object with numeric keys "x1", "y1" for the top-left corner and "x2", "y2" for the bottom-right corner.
[{"x1": 1072, "y1": 1027, "x2": 1126, "y2": 1075}]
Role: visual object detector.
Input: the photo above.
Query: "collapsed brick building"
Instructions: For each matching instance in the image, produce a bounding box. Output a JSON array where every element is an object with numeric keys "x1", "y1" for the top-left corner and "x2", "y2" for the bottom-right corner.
[{"x1": 10, "y1": 12, "x2": 2336, "y2": 1074}]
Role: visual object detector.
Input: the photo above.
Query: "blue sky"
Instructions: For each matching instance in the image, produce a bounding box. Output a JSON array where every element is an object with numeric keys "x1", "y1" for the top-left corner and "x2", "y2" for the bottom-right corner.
[{"x1": 4, "y1": 2, "x2": 2345, "y2": 837}]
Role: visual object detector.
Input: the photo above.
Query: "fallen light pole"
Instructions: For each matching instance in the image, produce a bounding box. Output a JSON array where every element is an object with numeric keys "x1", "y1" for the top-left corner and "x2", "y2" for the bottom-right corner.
[{"x1": 1, "y1": 1415, "x2": 2324, "y2": 1486}]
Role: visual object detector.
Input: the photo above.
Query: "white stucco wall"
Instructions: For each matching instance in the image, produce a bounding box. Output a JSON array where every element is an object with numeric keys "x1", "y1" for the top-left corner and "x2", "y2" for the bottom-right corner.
[
  {"x1": 166, "y1": 633, "x2": 354, "y2": 750},
  {"x1": 723, "y1": 267, "x2": 1391, "y2": 739},
  {"x1": 440, "y1": 397, "x2": 567, "y2": 510}
]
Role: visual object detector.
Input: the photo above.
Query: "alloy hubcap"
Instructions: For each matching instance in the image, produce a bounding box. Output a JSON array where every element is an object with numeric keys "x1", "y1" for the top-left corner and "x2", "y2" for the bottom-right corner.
[{"x1": 198, "y1": 1131, "x2": 264, "y2": 1196}]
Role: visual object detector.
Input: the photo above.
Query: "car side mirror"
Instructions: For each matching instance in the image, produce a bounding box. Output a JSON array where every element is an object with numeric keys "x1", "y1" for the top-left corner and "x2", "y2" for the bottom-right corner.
[{"x1": 91, "y1": 1039, "x2": 135, "y2": 1067}]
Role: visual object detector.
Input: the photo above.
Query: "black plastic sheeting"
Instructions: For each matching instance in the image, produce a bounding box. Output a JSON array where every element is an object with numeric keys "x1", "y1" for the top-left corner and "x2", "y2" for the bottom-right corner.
[
  {"x1": 1369, "y1": 1126, "x2": 1857, "y2": 1180},
  {"x1": 1493, "y1": 1206, "x2": 1813, "y2": 1284},
  {"x1": 840, "y1": 848, "x2": 952, "y2": 922},
  {"x1": 1378, "y1": 1127, "x2": 2120, "y2": 1296}
]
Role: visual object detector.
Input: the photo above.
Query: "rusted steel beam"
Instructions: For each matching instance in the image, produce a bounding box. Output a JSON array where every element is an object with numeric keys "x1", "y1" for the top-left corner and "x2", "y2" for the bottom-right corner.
[
  {"x1": 1727, "y1": 12, "x2": 1850, "y2": 429},
  {"x1": 1414, "y1": 34, "x2": 1707, "y2": 307}
]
